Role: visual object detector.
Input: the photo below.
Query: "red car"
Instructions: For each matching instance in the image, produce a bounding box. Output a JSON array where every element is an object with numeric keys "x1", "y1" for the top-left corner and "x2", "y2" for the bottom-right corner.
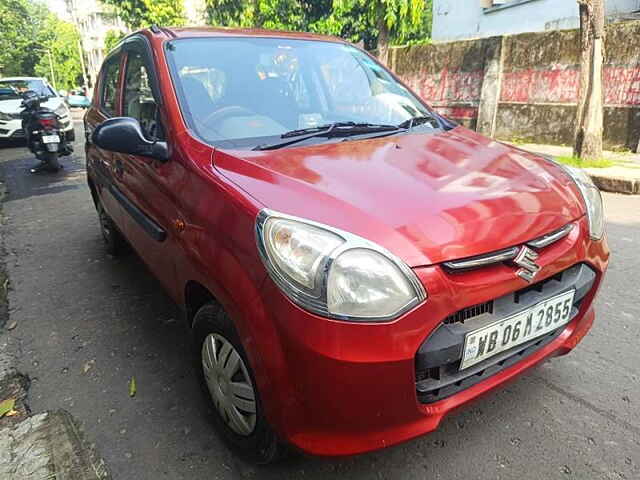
[{"x1": 85, "y1": 27, "x2": 609, "y2": 462}]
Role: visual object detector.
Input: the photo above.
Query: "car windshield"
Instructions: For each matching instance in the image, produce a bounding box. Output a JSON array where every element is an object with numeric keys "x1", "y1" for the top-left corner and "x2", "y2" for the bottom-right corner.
[
  {"x1": 0, "y1": 79, "x2": 55, "y2": 100},
  {"x1": 166, "y1": 37, "x2": 435, "y2": 149}
]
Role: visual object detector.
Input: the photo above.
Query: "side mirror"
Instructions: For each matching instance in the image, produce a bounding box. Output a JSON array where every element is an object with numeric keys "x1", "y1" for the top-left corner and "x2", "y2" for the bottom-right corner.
[{"x1": 92, "y1": 117, "x2": 169, "y2": 162}]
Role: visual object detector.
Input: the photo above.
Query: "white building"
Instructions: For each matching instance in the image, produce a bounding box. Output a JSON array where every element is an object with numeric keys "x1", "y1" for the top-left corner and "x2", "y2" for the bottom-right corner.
[
  {"x1": 65, "y1": 0, "x2": 207, "y2": 88},
  {"x1": 433, "y1": 0, "x2": 640, "y2": 42},
  {"x1": 65, "y1": 0, "x2": 128, "y2": 87}
]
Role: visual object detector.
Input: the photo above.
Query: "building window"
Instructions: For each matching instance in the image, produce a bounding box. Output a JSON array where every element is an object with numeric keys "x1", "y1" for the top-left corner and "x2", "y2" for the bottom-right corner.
[{"x1": 482, "y1": 0, "x2": 539, "y2": 13}]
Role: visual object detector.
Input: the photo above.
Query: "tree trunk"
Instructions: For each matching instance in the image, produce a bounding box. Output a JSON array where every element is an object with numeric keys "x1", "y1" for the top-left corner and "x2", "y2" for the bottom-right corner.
[
  {"x1": 574, "y1": 0, "x2": 605, "y2": 160},
  {"x1": 377, "y1": 16, "x2": 390, "y2": 66}
]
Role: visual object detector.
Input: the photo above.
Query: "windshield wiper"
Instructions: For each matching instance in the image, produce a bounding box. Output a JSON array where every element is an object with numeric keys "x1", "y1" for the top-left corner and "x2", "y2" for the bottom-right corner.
[{"x1": 252, "y1": 122, "x2": 400, "y2": 151}]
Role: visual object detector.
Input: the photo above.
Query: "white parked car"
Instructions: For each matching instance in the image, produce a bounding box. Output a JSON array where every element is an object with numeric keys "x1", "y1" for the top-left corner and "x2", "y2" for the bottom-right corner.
[{"x1": 0, "y1": 77, "x2": 74, "y2": 141}]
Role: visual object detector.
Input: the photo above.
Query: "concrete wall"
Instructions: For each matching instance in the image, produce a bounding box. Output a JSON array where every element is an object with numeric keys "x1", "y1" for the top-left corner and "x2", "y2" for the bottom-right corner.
[
  {"x1": 391, "y1": 20, "x2": 640, "y2": 150},
  {"x1": 433, "y1": 0, "x2": 640, "y2": 42}
]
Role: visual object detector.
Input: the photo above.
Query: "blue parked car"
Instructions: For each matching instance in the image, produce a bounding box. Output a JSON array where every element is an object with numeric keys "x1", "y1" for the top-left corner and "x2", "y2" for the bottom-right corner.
[{"x1": 66, "y1": 89, "x2": 90, "y2": 109}]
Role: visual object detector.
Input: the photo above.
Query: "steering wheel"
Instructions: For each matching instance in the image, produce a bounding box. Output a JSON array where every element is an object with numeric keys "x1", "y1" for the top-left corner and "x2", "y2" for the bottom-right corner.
[{"x1": 201, "y1": 106, "x2": 255, "y2": 128}]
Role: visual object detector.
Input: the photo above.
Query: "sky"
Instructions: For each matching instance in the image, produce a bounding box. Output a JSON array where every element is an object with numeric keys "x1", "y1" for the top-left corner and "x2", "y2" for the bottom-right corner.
[{"x1": 44, "y1": 0, "x2": 70, "y2": 21}]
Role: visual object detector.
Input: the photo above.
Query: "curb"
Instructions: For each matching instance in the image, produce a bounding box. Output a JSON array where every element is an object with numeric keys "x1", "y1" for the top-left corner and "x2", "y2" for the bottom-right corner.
[
  {"x1": 0, "y1": 352, "x2": 111, "y2": 479},
  {"x1": 586, "y1": 171, "x2": 640, "y2": 195}
]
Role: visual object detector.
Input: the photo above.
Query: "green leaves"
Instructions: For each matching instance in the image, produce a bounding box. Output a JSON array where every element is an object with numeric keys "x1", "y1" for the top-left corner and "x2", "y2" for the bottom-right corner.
[
  {"x1": 0, "y1": 1, "x2": 83, "y2": 89},
  {"x1": 202, "y1": 0, "x2": 432, "y2": 51},
  {"x1": 129, "y1": 377, "x2": 137, "y2": 397},
  {"x1": 0, "y1": 398, "x2": 16, "y2": 418},
  {"x1": 101, "y1": 0, "x2": 187, "y2": 30}
]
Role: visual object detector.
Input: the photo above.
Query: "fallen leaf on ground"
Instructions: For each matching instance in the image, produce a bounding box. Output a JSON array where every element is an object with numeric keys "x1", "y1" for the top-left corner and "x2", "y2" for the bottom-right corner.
[
  {"x1": 83, "y1": 360, "x2": 95, "y2": 373},
  {"x1": 129, "y1": 377, "x2": 136, "y2": 397},
  {"x1": 0, "y1": 398, "x2": 16, "y2": 418},
  {"x1": 6, "y1": 320, "x2": 17, "y2": 330}
]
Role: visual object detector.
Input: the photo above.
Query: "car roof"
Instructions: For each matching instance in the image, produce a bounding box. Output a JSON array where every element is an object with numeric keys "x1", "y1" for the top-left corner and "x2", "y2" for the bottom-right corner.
[{"x1": 146, "y1": 26, "x2": 346, "y2": 44}]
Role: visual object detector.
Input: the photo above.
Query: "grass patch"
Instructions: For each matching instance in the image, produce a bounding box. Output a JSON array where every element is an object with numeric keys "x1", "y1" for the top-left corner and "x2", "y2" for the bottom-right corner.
[{"x1": 554, "y1": 156, "x2": 615, "y2": 168}]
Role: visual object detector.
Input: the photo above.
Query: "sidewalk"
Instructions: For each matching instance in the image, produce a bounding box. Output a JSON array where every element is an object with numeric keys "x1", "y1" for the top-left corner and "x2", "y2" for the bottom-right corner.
[
  {"x1": 513, "y1": 143, "x2": 640, "y2": 194},
  {"x1": 0, "y1": 351, "x2": 111, "y2": 479}
]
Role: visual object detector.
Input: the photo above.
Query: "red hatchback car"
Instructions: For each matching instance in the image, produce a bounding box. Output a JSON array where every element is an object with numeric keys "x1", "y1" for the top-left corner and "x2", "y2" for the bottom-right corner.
[{"x1": 85, "y1": 27, "x2": 610, "y2": 462}]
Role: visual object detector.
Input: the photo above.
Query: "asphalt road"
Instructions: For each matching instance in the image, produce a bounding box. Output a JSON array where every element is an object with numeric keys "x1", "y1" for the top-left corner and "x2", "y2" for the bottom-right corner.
[{"x1": 0, "y1": 119, "x2": 639, "y2": 480}]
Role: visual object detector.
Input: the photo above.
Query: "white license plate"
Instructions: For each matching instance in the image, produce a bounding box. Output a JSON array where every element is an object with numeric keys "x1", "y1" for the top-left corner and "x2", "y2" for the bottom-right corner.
[
  {"x1": 460, "y1": 290, "x2": 575, "y2": 370},
  {"x1": 42, "y1": 135, "x2": 60, "y2": 144}
]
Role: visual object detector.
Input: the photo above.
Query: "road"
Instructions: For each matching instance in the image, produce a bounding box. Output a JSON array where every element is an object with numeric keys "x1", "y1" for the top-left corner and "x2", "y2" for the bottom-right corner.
[{"x1": 0, "y1": 118, "x2": 638, "y2": 479}]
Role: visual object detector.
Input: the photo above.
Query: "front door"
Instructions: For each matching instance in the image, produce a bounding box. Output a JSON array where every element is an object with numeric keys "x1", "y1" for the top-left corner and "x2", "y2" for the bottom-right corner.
[{"x1": 114, "y1": 41, "x2": 182, "y2": 298}]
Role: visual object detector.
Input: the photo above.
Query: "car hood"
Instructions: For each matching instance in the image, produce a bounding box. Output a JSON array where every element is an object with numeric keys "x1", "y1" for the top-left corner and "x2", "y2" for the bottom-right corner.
[
  {"x1": 213, "y1": 127, "x2": 584, "y2": 267},
  {"x1": 0, "y1": 97, "x2": 62, "y2": 114}
]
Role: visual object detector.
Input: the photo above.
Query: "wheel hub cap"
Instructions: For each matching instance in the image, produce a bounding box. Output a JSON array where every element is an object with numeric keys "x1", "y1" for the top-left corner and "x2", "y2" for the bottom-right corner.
[{"x1": 201, "y1": 333, "x2": 257, "y2": 436}]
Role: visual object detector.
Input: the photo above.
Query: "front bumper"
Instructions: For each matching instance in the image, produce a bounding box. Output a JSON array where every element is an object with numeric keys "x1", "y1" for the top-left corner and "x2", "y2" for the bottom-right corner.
[{"x1": 250, "y1": 216, "x2": 609, "y2": 456}]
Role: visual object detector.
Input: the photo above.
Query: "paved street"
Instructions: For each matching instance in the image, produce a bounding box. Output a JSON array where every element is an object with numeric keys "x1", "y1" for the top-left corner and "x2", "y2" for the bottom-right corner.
[{"x1": 0, "y1": 118, "x2": 638, "y2": 479}]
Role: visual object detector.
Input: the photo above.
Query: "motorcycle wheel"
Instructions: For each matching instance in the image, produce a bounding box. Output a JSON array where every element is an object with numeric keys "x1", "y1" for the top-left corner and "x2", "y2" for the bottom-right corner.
[{"x1": 46, "y1": 152, "x2": 61, "y2": 171}]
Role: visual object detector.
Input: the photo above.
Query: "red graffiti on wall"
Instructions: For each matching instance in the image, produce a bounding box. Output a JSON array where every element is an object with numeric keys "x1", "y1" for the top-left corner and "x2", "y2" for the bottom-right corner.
[
  {"x1": 501, "y1": 67, "x2": 579, "y2": 103},
  {"x1": 403, "y1": 65, "x2": 640, "y2": 110},
  {"x1": 500, "y1": 66, "x2": 640, "y2": 106},
  {"x1": 404, "y1": 68, "x2": 484, "y2": 103},
  {"x1": 604, "y1": 67, "x2": 640, "y2": 105}
]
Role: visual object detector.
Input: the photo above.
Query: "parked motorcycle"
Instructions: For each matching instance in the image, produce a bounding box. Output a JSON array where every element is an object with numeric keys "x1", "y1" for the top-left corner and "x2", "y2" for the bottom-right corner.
[{"x1": 20, "y1": 90, "x2": 73, "y2": 173}]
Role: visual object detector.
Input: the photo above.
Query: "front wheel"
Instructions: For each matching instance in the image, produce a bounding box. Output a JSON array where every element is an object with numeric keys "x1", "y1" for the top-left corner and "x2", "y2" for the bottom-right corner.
[{"x1": 193, "y1": 303, "x2": 282, "y2": 464}]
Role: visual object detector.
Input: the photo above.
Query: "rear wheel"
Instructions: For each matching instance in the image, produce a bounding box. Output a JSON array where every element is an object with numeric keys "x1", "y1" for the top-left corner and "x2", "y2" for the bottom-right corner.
[
  {"x1": 96, "y1": 199, "x2": 127, "y2": 255},
  {"x1": 193, "y1": 303, "x2": 282, "y2": 464},
  {"x1": 46, "y1": 152, "x2": 60, "y2": 171}
]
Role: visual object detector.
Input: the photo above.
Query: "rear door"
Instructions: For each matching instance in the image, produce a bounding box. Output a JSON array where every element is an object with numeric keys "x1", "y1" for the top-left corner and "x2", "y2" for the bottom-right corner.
[
  {"x1": 85, "y1": 52, "x2": 126, "y2": 231},
  {"x1": 114, "y1": 37, "x2": 180, "y2": 295}
]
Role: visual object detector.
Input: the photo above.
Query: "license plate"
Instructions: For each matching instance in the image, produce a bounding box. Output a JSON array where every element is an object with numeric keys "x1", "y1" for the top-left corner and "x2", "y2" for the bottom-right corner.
[
  {"x1": 460, "y1": 290, "x2": 575, "y2": 370},
  {"x1": 42, "y1": 135, "x2": 60, "y2": 144}
]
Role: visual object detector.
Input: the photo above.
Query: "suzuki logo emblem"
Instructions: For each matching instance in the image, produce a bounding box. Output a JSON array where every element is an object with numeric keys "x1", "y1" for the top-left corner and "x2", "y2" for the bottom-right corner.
[{"x1": 512, "y1": 246, "x2": 541, "y2": 283}]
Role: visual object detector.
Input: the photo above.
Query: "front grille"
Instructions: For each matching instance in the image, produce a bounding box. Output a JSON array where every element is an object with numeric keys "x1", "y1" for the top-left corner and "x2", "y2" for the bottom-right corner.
[
  {"x1": 415, "y1": 263, "x2": 596, "y2": 404},
  {"x1": 0, "y1": 128, "x2": 8, "y2": 135},
  {"x1": 444, "y1": 300, "x2": 493, "y2": 324},
  {"x1": 11, "y1": 129, "x2": 25, "y2": 138}
]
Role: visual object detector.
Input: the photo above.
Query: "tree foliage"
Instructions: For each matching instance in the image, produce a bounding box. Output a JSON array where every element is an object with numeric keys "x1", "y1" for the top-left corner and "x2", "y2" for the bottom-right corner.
[
  {"x1": 0, "y1": 0, "x2": 83, "y2": 90},
  {"x1": 0, "y1": 0, "x2": 50, "y2": 76},
  {"x1": 34, "y1": 18, "x2": 84, "y2": 90},
  {"x1": 100, "y1": 0, "x2": 187, "y2": 29},
  {"x1": 204, "y1": 0, "x2": 431, "y2": 52},
  {"x1": 104, "y1": 30, "x2": 126, "y2": 53}
]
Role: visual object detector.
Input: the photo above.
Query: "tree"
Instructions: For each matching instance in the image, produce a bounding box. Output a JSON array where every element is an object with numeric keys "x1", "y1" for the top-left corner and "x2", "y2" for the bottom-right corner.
[
  {"x1": 100, "y1": 0, "x2": 186, "y2": 29},
  {"x1": 204, "y1": 0, "x2": 431, "y2": 54},
  {"x1": 574, "y1": 0, "x2": 605, "y2": 160},
  {"x1": 34, "y1": 18, "x2": 84, "y2": 90},
  {"x1": 205, "y1": 0, "x2": 330, "y2": 30},
  {"x1": 104, "y1": 30, "x2": 126, "y2": 53},
  {"x1": 0, "y1": 0, "x2": 50, "y2": 76},
  {"x1": 330, "y1": 0, "x2": 428, "y2": 63}
]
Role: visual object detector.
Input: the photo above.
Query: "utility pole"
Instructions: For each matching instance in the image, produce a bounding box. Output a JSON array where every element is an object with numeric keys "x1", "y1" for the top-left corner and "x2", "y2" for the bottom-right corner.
[
  {"x1": 574, "y1": 0, "x2": 605, "y2": 159},
  {"x1": 47, "y1": 50, "x2": 57, "y2": 90},
  {"x1": 77, "y1": 37, "x2": 88, "y2": 89}
]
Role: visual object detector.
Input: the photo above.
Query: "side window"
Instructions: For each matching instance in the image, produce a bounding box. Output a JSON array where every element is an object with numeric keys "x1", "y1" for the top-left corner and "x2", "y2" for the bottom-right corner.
[
  {"x1": 101, "y1": 55, "x2": 120, "y2": 115},
  {"x1": 123, "y1": 52, "x2": 163, "y2": 140}
]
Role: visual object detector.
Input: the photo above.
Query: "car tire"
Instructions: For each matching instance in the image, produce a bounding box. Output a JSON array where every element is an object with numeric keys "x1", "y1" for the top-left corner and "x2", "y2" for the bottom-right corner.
[
  {"x1": 192, "y1": 303, "x2": 282, "y2": 464},
  {"x1": 96, "y1": 198, "x2": 127, "y2": 255}
]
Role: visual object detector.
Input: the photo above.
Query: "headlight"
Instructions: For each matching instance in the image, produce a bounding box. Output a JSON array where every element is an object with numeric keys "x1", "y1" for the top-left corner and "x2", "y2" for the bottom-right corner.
[
  {"x1": 0, "y1": 111, "x2": 11, "y2": 121},
  {"x1": 256, "y1": 210, "x2": 426, "y2": 322},
  {"x1": 547, "y1": 158, "x2": 604, "y2": 240},
  {"x1": 54, "y1": 104, "x2": 69, "y2": 117}
]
